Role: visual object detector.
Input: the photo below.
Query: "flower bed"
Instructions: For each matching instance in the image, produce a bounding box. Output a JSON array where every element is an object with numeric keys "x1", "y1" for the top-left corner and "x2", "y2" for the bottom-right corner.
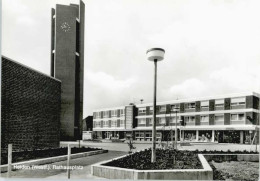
[
  {"x1": 103, "y1": 148, "x2": 202, "y2": 170},
  {"x1": 1, "y1": 147, "x2": 100, "y2": 165}
]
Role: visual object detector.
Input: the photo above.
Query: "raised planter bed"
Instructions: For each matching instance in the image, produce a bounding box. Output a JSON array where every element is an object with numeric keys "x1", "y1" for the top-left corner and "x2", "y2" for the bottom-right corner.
[
  {"x1": 91, "y1": 149, "x2": 213, "y2": 180},
  {"x1": 103, "y1": 149, "x2": 202, "y2": 170},
  {"x1": 210, "y1": 160, "x2": 259, "y2": 181}
]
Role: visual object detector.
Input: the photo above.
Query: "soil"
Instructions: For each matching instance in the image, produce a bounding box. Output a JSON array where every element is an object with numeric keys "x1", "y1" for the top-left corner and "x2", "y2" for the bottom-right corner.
[
  {"x1": 211, "y1": 161, "x2": 259, "y2": 181},
  {"x1": 103, "y1": 148, "x2": 203, "y2": 170}
]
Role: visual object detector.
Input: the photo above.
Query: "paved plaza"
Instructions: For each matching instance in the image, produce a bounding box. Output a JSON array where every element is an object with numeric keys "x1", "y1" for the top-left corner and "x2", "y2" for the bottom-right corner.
[
  {"x1": 0, "y1": 151, "x2": 126, "y2": 179},
  {"x1": 0, "y1": 142, "x2": 258, "y2": 179}
]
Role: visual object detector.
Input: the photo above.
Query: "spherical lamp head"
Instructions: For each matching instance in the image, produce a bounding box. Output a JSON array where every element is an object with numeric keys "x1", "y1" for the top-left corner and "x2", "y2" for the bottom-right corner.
[{"x1": 173, "y1": 107, "x2": 180, "y2": 112}]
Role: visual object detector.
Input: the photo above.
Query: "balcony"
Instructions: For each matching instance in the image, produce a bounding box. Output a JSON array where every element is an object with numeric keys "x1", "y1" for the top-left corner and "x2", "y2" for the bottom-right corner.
[
  {"x1": 231, "y1": 104, "x2": 246, "y2": 110},
  {"x1": 215, "y1": 106, "x2": 224, "y2": 111},
  {"x1": 103, "y1": 124, "x2": 109, "y2": 128},
  {"x1": 186, "y1": 121, "x2": 195, "y2": 126},
  {"x1": 230, "y1": 120, "x2": 245, "y2": 125},
  {"x1": 110, "y1": 123, "x2": 117, "y2": 128},
  {"x1": 169, "y1": 123, "x2": 180, "y2": 126},
  {"x1": 159, "y1": 111, "x2": 166, "y2": 115},
  {"x1": 137, "y1": 123, "x2": 146, "y2": 127},
  {"x1": 201, "y1": 107, "x2": 209, "y2": 112},
  {"x1": 200, "y1": 121, "x2": 209, "y2": 126},
  {"x1": 214, "y1": 120, "x2": 224, "y2": 125},
  {"x1": 138, "y1": 112, "x2": 146, "y2": 116},
  {"x1": 185, "y1": 103, "x2": 196, "y2": 113},
  {"x1": 185, "y1": 108, "x2": 195, "y2": 113}
]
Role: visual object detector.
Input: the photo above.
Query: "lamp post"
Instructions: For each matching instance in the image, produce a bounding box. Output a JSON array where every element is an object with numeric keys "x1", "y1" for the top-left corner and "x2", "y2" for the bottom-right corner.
[
  {"x1": 170, "y1": 108, "x2": 173, "y2": 148},
  {"x1": 146, "y1": 48, "x2": 165, "y2": 163},
  {"x1": 173, "y1": 107, "x2": 179, "y2": 150}
]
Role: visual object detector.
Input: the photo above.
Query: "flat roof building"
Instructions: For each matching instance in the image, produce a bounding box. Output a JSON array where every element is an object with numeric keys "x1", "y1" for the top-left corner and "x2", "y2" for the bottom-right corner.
[{"x1": 92, "y1": 92, "x2": 259, "y2": 144}]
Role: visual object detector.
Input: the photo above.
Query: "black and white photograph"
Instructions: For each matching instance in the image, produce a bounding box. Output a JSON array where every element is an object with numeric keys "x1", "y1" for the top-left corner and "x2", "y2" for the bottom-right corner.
[{"x1": 0, "y1": 0, "x2": 259, "y2": 180}]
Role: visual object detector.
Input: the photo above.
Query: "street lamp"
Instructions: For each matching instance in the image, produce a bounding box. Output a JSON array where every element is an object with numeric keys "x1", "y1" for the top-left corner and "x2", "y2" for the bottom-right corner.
[
  {"x1": 146, "y1": 48, "x2": 165, "y2": 163},
  {"x1": 173, "y1": 107, "x2": 179, "y2": 150}
]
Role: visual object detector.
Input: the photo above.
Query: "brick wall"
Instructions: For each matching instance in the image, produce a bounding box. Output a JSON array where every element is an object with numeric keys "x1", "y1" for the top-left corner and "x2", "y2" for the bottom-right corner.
[{"x1": 1, "y1": 56, "x2": 61, "y2": 152}]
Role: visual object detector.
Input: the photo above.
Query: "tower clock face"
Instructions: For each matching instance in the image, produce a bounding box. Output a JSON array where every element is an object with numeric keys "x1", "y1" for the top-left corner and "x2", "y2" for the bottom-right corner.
[{"x1": 60, "y1": 22, "x2": 71, "y2": 32}]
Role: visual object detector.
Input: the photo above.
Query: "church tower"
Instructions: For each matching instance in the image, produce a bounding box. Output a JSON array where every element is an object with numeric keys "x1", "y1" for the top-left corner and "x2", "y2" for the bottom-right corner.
[{"x1": 50, "y1": 0, "x2": 85, "y2": 140}]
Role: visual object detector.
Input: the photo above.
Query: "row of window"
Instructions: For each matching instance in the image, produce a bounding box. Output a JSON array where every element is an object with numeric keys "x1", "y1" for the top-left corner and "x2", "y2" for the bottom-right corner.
[
  {"x1": 94, "y1": 119, "x2": 125, "y2": 128},
  {"x1": 138, "y1": 117, "x2": 179, "y2": 125},
  {"x1": 184, "y1": 113, "x2": 245, "y2": 122},
  {"x1": 94, "y1": 109, "x2": 125, "y2": 119},
  {"x1": 138, "y1": 97, "x2": 246, "y2": 114},
  {"x1": 137, "y1": 113, "x2": 245, "y2": 125}
]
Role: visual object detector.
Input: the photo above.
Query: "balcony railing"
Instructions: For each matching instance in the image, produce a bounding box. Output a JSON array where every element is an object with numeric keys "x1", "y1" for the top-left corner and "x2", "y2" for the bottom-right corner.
[
  {"x1": 184, "y1": 108, "x2": 195, "y2": 113},
  {"x1": 215, "y1": 106, "x2": 224, "y2": 111},
  {"x1": 200, "y1": 121, "x2": 209, "y2": 126},
  {"x1": 138, "y1": 123, "x2": 146, "y2": 127},
  {"x1": 231, "y1": 104, "x2": 246, "y2": 110},
  {"x1": 230, "y1": 120, "x2": 245, "y2": 125},
  {"x1": 186, "y1": 121, "x2": 195, "y2": 126},
  {"x1": 201, "y1": 107, "x2": 209, "y2": 112},
  {"x1": 138, "y1": 112, "x2": 146, "y2": 116},
  {"x1": 214, "y1": 120, "x2": 224, "y2": 125},
  {"x1": 169, "y1": 123, "x2": 180, "y2": 126}
]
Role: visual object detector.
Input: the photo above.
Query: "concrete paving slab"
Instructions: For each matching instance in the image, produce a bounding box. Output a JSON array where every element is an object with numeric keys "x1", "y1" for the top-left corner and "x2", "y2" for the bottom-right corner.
[{"x1": 0, "y1": 151, "x2": 127, "y2": 179}]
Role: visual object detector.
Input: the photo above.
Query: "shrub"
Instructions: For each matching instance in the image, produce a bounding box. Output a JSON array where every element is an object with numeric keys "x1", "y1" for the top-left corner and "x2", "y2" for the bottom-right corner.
[{"x1": 103, "y1": 148, "x2": 203, "y2": 170}]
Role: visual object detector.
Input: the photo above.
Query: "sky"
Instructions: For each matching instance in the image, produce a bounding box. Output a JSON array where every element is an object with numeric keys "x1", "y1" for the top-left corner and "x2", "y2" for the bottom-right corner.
[{"x1": 2, "y1": 0, "x2": 260, "y2": 117}]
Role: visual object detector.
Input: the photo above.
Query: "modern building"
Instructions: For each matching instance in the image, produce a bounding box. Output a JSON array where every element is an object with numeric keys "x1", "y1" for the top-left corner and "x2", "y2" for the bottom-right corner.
[
  {"x1": 82, "y1": 116, "x2": 93, "y2": 140},
  {"x1": 93, "y1": 104, "x2": 137, "y2": 140},
  {"x1": 93, "y1": 92, "x2": 259, "y2": 144},
  {"x1": 1, "y1": 56, "x2": 61, "y2": 151},
  {"x1": 83, "y1": 116, "x2": 93, "y2": 131},
  {"x1": 50, "y1": 0, "x2": 85, "y2": 140}
]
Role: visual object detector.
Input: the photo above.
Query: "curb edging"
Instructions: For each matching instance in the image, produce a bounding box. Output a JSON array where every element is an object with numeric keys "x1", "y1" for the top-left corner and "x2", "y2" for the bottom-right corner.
[{"x1": 1, "y1": 149, "x2": 108, "y2": 172}]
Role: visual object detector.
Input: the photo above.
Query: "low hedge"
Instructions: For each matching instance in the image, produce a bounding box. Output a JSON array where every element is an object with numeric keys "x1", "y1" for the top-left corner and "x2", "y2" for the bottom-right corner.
[
  {"x1": 1, "y1": 147, "x2": 100, "y2": 165},
  {"x1": 194, "y1": 149, "x2": 258, "y2": 154}
]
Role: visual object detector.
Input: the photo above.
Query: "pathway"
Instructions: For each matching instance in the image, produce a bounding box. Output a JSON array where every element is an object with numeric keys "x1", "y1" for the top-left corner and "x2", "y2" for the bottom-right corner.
[{"x1": 0, "y1": 151, "x2": 127, "y2": 179}]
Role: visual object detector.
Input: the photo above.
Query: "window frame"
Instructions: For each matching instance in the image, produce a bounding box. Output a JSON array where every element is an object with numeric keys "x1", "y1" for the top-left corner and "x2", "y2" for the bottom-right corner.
[
  {"x1": 200, "y1": 115, "x2": 209, "y2": 122},
  {"x1": 138, "y1": 118, "x2": 146, "y2": 125}
]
